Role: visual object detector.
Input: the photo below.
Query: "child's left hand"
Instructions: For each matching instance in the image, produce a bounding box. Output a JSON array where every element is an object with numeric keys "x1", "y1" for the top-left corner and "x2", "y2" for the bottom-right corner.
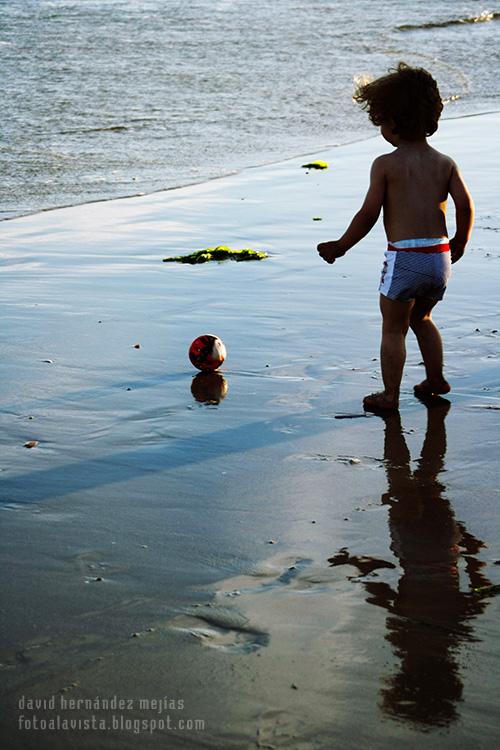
[{"x1": 317, "y1": 240, "x2": 347, "y2": 264}]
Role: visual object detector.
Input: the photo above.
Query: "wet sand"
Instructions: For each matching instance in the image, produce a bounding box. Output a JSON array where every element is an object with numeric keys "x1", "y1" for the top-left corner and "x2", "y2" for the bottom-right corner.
[{"x1": 1, "y1": 112, "x2": 500, "y2": 749}]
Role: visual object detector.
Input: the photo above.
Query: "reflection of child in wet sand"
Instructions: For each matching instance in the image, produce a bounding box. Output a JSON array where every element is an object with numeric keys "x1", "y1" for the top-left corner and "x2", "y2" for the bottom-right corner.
[
  {"x1": 329, "y1": 403, "x2": 491, "y2": 727},
  {"x1": 317, "y1": 63, "x2": 474, "y2": 411}
]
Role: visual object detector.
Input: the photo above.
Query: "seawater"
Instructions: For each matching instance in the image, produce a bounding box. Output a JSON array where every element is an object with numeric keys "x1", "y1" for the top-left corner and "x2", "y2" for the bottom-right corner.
[{"x1": 1, "y1": 0, "x2": 499, "y2": 220}]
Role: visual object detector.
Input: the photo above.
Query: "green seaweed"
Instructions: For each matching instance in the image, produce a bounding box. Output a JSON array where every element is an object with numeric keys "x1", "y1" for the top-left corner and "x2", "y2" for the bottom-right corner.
[
  {"x1": 163, "y1": 246, "x2": 268, "y2": 264},
  {"x1": 302, "y1": 160, "x2": 329, "y2": 170}
]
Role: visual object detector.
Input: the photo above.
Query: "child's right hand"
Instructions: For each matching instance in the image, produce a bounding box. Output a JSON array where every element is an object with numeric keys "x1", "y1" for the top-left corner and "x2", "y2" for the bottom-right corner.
[{"x1": 317, "y1": 240, "x2": 347, "y2": 264}]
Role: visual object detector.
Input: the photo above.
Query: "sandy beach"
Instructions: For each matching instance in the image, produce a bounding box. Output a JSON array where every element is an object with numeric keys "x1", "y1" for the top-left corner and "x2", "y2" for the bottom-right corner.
[{"x1": 1, "y1": 112, "x2": 499, "y2": 749}]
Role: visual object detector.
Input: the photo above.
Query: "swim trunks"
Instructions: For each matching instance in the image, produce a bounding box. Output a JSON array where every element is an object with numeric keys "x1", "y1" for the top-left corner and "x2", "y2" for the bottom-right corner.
[{"x1": 379, "y1": 237, "x2": 451, "y2": 302}]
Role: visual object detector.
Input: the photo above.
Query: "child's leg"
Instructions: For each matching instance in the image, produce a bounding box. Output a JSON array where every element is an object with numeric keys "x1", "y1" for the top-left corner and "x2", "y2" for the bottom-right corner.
[
  {"x1": 363, "y1": 294, "x2": 412, "y2": 411},
  {"x1": 409, "y1": 297, "x2": 450, "y2": 396}
]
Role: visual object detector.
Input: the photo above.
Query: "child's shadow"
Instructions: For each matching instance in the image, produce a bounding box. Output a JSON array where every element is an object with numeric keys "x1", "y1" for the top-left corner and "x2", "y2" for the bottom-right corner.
[{"x1": 330, "y1": 401, "x2": 492, "y2": 728}]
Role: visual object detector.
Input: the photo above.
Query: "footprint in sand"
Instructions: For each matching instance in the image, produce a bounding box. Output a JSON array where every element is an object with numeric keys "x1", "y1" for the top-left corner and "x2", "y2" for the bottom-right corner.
[
  {"x1": 256, "y1": 708, "x2": 305, "y2": 749},
  {"x1": 222, "y1": 556, "x2": 314, "y2": 595},
  {"x1": 170, "y1": 605, "x2": 269, "y2": 654},
  {"x1": 169, "y1": 557, "x2": 316, "y2": 653}
]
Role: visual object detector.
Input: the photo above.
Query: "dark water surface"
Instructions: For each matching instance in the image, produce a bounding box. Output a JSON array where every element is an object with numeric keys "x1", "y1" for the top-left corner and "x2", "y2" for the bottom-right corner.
[{"x1": 1, "y1": 0, "x2": 500, "y2": 219}]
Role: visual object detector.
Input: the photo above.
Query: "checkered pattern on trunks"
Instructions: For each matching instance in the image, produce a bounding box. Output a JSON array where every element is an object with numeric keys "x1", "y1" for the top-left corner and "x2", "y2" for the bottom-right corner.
[{"x1": 379, "y1": 238, "x2": 451, "y2": 302}]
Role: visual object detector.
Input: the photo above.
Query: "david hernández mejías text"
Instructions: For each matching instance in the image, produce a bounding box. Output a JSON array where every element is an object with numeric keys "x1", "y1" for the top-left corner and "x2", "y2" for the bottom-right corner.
[{"x1": 18, "y1": 695, "x2": 185, "y2": 715}]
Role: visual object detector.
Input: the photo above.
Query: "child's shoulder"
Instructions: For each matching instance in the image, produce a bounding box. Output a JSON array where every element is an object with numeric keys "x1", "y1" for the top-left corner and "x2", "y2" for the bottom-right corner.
[
  {"x1": 427, "y1": 145, "x2": 457, "y2": 167},
  {"x1": 369, "y1": 153, "x2": 392, "y2": 175},
  {"x1": 374, "y1": 145, "x2": 457, "y2": 172}
]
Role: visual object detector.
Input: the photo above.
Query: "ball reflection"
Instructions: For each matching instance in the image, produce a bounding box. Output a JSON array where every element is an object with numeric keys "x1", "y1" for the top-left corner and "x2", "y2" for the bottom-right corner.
[{"x1": 191, "y1": 372, "x2": 229, "y2": 404}]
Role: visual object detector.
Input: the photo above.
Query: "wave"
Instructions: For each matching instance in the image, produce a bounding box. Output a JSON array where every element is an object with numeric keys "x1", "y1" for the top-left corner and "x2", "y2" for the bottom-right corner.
[
  {"x1": 57, "y1": 119, "x2": 159, "y2": 136},
  {"x1": 397, "y1": 10, "x2": 500, "y2": 31},
  {"x1": 58, "y1": 125, "x2": 130, "y2": 135}
]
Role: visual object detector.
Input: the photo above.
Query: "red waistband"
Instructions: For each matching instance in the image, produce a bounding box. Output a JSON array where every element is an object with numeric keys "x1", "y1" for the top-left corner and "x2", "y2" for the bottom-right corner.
[{"x1": 387, "y1": 242, "x2": 450, "y2": 254}]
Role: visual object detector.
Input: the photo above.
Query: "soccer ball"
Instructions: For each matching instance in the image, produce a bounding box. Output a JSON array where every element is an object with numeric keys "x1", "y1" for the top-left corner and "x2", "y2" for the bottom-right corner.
[{"x1": 189, "y1": 334, "x2": 226, "y2": 371}]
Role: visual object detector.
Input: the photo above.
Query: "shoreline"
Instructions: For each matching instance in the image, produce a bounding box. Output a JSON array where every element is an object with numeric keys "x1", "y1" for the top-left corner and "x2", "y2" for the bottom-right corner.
[
  {"x1": 1, "y1": 110, "x2": 499, "y2": 749},
  {"x1": 3, "y1": 107, "x2": 499, "y2": 225}
]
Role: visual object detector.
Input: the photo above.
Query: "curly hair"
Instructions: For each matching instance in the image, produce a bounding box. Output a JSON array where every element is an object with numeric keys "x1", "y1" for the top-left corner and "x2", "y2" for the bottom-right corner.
[{"x1": 354, "y1": 62, "x2": 443, "y2": 141}]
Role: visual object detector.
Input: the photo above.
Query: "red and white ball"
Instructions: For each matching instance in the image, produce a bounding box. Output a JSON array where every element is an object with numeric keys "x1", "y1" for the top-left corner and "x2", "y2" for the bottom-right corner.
[{"x1": 189, "y1": 334, "x2": 226, "y2": 371}]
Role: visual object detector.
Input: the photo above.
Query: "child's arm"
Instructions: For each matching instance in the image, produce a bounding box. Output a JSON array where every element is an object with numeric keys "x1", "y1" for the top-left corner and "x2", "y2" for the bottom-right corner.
[
  {"x1": 448, "y1": 163, "x2": 474, "y2": 264},
  {"x1": 317, "y1": 157, "x2": 385, "y2": 264}
]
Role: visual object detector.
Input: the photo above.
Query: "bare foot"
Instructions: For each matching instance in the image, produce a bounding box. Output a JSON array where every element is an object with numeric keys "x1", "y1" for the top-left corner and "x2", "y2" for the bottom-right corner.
[
  {"x1": 363, "y1": 392, "x2": 399, "y2": 412},
  {"x1": 414, "y1": 379, "x2": 451, "y2": 398}
]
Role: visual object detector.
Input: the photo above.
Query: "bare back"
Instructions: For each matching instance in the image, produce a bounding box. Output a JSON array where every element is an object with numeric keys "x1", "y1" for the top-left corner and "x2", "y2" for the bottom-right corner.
[{"x1": 380, "y1": 144, "x2": 454, "y2": 242}]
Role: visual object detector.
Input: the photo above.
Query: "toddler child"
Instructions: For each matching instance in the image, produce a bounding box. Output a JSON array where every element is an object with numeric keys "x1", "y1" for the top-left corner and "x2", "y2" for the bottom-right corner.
[{"x1": 318, "y1": 63, "x2": 474, "y2": 411}]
